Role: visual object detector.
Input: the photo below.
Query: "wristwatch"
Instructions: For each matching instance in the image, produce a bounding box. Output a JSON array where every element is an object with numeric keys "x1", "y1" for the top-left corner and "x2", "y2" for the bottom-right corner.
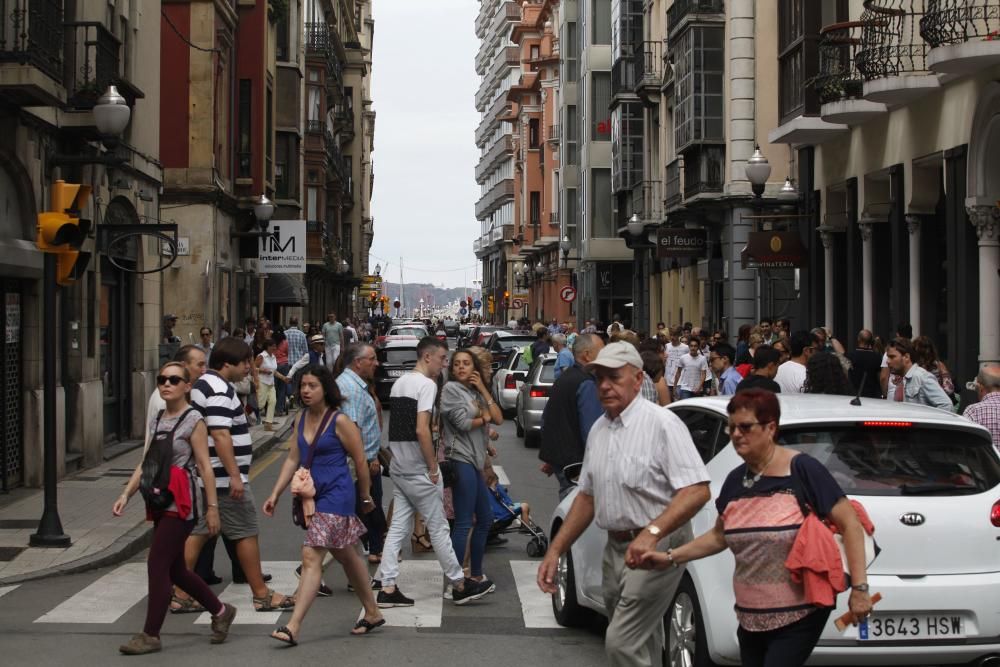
[
  {"x1": 852, "y1": 583, "x2": 870, "y2": 593},
  {"x1": 646, "y1": 525, "x2": 662, "y2": 537}
]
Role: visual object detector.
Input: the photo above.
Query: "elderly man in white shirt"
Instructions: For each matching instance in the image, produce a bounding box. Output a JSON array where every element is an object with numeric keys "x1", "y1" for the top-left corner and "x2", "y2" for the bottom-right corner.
[{"x1": 537, "y1": 341, "x2": 711, "y2": 667}]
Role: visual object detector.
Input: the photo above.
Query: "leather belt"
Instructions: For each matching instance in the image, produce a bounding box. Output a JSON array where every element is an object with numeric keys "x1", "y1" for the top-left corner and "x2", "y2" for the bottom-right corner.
[{"x1": 608, "y1": 528, "x2": 642, "y2": 542}]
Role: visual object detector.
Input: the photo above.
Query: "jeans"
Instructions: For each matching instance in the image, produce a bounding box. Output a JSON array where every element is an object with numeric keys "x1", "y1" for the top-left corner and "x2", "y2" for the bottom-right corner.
[
  {"x1": 357, "y1": 466, "x2": 387, "y2": 555},
  {"x1": 678, "y1": 389, "x2": 697, "y2": 400},
  {"x1": 449, "y1": 461, "x2": 492, "y2": 578},
  {"x1": 737, "y1": 608, "x2": 832, "y2": 667},
  {"x1": 275, "y1": 363, "x2": 290, "y2": 412}
]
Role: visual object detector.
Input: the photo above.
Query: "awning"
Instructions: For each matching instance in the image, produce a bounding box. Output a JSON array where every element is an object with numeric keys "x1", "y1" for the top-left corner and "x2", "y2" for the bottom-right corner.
[{"x1": 265, "y1": 273, "x2": 309, "y2": 305}]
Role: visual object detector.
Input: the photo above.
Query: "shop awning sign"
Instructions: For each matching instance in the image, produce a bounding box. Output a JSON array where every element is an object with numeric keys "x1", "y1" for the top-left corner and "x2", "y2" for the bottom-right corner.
[
  {"x1": 741, "y1": 231, "x2": 808, "y2": 269},
  {"x1": 656, "y1": 228, "x2": 708, "y2": 259}
]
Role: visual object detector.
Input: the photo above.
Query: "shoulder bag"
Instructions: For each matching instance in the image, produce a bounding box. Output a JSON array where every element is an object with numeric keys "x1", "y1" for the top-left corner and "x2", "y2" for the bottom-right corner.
[{"x1": 291, "y1": 409, "x2": 337, "y2": 529}]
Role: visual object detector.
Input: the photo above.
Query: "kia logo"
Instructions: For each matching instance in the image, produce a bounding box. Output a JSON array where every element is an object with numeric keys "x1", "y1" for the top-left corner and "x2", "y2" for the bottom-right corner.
[{"x1": 899, "y1": 512, "x2": 926, "y2": 526}]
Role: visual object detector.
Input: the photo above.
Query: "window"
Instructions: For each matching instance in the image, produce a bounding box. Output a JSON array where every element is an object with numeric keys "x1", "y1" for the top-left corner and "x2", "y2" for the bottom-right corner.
[
  {"x1": 563, "y1": 22, "x2": 579, "y2": 81},
  {"x1": 528, "y1": 118, "x2": 540, "y2": 148},
  {"x1": 306, "y1": 187, "x2": 319, "y2": 220},
  {"x1": 530, "y1": 44, "x2": 540, "y2": 60},
  {"x1": 591, "y1": 168, "x2": 613, "y2": 237},
  {"x1": 238, "y1": 79, "x2": 251, "y2": 179},
  {"x1": 591, "y1": 72, "x2": 611, "y2": 141},
  {"x1": 565, "y1": 105, "x2": 579, "y2": 165},
  {"x1": 266, "y1": 87, "x2": 274, "y2": 184},
  {"x1": 673, "y1": 26, "x2": 725, "y2": 152},
  {"x1": 530, "y1": 191, "x2": 541, "y2": 228},
  {"x1": 672, "y1": 409, "x2": 726, "y2": 463},
  {"x1": 777, "y1": 0, "x2": 823, "y2": 123},
  {"x1": 611, "y1": 101, "x2": 643, "y2": 192},
  {"x1": 276, "y1": 3, "x2": 291, "y2": 61},
  {"x1": 592, "y1": 0, "x2": 612, "y2": 45}
]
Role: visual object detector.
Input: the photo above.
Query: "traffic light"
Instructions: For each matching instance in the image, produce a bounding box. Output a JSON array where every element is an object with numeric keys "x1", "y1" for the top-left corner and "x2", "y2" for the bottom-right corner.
[{"x1": 37, "y1": 180, "x2": 93, "y2": 285}]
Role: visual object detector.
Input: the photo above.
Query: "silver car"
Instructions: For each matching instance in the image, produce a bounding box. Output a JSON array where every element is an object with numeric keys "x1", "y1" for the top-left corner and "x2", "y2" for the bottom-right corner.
[
  {"x1": 491, "y1": 348, "x2": 530, "y2": 415},
  {"x1": 514, "y1": 353, "x2": 556, "y2": 448}
]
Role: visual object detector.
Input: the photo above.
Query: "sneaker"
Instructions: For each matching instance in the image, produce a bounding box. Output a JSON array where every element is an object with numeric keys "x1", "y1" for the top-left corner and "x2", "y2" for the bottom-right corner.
[
  {"x1": 119, "y1": 632, "x2": 162, "y2": 655},
  {"x1": 295, "y1": 564, "x2": 331, "y2": 596},
  {"x1": 376, "y1": 587, "x2": 414, "y2": 608},
  {"x1": 472, "y1": 575, "x2": 496, "y2": 594},
  {"x1": 210, "y1": 603, "x2": 237, "y2": 644},
  {"x1": 442, "y1": 585, "x2": 452, "y2": 600},
  {"x1": 451, "y1": 577, "x2": 492, "y2": 606},
  {"x1": 370, "y1": 578, "x2": 382, "y2": 591}
]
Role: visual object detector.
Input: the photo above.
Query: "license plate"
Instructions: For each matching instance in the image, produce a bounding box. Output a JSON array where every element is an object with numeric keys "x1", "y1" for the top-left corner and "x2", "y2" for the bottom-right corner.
[
  {"x1": 388, "y1": 370, "x2": 405, "y2": 378},
  {"x1": 859, "y1": 614, "x2": 965, "y2": 640}
]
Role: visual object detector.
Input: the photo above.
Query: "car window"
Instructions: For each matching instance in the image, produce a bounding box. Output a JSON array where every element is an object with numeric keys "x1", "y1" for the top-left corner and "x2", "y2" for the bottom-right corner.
[
  {"x1": 673, "y1": 409, "x2": 724, "y2": 464},
  {"x1": 389, "y1": 327, "x2": 426, "y2": 338},
  {"x1": 513, "y1": 353, "x2": 529, "y2": 371},
  {"x1": 498, "y1": 337, "x2": 535, "y2": 350},
  {"x1": 538, "y1": 359, "x2": 556, "y2": 383},
  {"x1": 379, "y1": 349, "x2": 418, "y2": 365},
  {"x1": 780, "y1": 425, "x2": 1000, "y2": 496}
]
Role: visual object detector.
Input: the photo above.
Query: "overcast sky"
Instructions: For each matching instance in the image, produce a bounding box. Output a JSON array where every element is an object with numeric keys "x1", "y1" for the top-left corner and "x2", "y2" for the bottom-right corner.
[{"x1": 369, "y1": 0, "x2": 481, "y2": 290}]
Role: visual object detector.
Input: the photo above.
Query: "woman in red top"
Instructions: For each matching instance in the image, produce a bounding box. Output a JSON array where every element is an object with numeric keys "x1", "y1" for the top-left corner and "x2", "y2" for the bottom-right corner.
[{"x1": 638, "y1": 390, "x2": 872, "y2": 667}]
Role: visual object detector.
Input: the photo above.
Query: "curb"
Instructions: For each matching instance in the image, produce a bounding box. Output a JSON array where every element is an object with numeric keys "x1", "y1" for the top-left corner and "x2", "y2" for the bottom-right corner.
[{"x1": 0, "y1": 414, "x2": 297, "y2": 586}]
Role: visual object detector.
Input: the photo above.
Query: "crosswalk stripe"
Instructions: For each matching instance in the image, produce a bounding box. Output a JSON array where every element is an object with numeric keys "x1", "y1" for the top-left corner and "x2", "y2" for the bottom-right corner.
[
  {"x1": 509, "y1": 560, "x2": 561, "y2": 628},
  {"x1": 493, "y1": 465, "x2": 511, "y2": 487},
  {"x1": 0, "y1": 584, "x2": 19, "y2": 599},
  {"x1": 369, "y1": 560, "x2": 444, "y2": 628},
  {"x1": 194, "y1": 560, "x2": 301, "y2": 625},
  {"x1": 35, "y1": 563, "x2": 147, "y2": 624}
]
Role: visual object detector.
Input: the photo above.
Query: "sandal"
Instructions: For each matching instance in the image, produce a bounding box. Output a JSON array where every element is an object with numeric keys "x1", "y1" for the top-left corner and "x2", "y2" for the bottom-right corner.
[
  {"x1": 351, "y1": 617, "x2": 386, "y2": 635},
  {"x1": 270, "y1": 625, "x2": 297, "y2": 646},
  {"x1": 410, "y1": 531, "x2": 433, "y2": 553},
  {"x1": 169, "y1": 594, "x2": 206, "y2": 614},
  {"x1": 253, "y1": 588, "x2": 296, "y2": 612}
]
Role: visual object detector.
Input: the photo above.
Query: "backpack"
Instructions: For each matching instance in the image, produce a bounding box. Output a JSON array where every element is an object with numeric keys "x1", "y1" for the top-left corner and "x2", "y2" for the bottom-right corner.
[{"x1": 140, "y1": 408, "x2": 193, "y2": 512}]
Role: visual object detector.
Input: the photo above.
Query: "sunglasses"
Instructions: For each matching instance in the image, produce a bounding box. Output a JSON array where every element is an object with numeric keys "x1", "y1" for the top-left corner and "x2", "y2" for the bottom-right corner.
[
  {"x1": 725, "y1": 421, "x2": 768, "y2": 435},
  {"x1": 156, "y1": 375, "x2": 186, "y2": 386}
]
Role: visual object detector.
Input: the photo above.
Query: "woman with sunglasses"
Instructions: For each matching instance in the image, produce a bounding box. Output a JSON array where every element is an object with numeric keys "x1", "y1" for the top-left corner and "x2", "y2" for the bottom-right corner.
[
  {"x1": 112, "y1": 362, "x2": 236, "y2": 655},
  {"x1": 636, "y1": 389, "x2": 871, "y2": 667}
]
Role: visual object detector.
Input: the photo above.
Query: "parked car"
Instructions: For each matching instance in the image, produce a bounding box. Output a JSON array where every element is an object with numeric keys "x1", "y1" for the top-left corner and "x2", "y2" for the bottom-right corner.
[
  {"x1": 482, "y1": 331, "x2": 537, "y2": 370},
  {"x1": 548, "y1": 395, "x2": 1000, "y2": 667},
  {"x1": 374, "y1": 340, "x2": 420, "y2": 402},
  {"x1": 514, "y1": 353, "x2": 556, "y2": 448},
  {"x1": 491, "y1": 348, "x2": 530, "y2": 416},
  {"x1": 376, "y1": 324, "x2": 428, "y2": 347}
]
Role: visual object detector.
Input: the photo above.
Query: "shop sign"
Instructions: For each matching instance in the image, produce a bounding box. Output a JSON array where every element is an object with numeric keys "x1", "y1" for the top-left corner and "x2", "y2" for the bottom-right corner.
[
  {"x1": 259, "y1": 220, "x2": 306, "y2": 273},
  {"x1": 656, "y1": 228, "x2": 708, "y2": 259},
  {"x1": 741, "y1": 231, "x2": 808, "y2": 269}
]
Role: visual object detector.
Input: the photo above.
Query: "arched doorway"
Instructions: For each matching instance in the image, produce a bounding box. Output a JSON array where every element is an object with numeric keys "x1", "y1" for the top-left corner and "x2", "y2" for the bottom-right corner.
[{"x1": 100, "y1": 198, "x2": 139, "y2": 443}]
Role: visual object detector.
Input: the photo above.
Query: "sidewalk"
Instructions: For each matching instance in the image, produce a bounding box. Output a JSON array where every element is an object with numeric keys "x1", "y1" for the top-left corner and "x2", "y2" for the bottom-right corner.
[{"x1": 0, "y1": 412, "x2": 297, "y2": 585}]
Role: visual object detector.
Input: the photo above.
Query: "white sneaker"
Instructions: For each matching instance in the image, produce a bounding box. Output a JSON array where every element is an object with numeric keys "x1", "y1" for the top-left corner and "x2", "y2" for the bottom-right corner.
[{"x1": 442, "y1": 585, "x2": 453, "y2": 600}]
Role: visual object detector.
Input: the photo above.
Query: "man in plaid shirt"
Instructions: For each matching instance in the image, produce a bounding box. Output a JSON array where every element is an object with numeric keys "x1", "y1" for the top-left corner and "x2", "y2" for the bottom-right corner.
[
  {"x1": 963, "y1": 365, "x2": 1000, "y2": 452},
  {"x1": 282, "y1": 317, "x2": 308, "y2": 406}
]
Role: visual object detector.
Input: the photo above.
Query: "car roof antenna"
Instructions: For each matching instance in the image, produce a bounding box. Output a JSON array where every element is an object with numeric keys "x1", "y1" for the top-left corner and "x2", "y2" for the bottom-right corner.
[{"x1": 850, "y1": 371, "x2": 866, "y2": 407}]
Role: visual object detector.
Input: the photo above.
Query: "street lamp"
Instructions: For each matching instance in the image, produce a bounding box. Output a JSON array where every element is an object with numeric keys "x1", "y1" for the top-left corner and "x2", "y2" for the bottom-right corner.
[
  {"x1": 254, "y1": 194, "x2": 274, "y2": 318},
  {"x1": 745, "y1": 145, "x2": 772, "y2": 198},
  {"x1": 374, "y1": 263, "x2": 381, "y2": 276},
  {"x1": 94, "y1": 85, "x2": 131, "y2": 145},
  {"x1": 778, "y1": 177, "x2": 799, "y2": 202},
  {"x1": 627, "y1": 212, "x2": 644, "y2": 237},
  {"x1": 419, "y1": 297, "x2": 425, "y2": 317}
]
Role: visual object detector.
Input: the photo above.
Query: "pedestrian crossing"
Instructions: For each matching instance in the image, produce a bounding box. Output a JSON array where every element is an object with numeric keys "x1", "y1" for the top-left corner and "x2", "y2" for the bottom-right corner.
[
  {"x1": 0, "y1": 584, "x2": 19, "y2": 599},
  {"x1": 22, "y1": 559, "x2": 563, "y2": 630}
]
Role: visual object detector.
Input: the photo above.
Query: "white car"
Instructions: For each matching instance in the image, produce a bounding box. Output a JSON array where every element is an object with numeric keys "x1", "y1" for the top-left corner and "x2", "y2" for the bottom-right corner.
[
  {"x1": 549, "y1": 395, "x2": 1000, "y2": 666},
  {"x1": 491, "y1": 348, "x2": 530, "y2": 415}
]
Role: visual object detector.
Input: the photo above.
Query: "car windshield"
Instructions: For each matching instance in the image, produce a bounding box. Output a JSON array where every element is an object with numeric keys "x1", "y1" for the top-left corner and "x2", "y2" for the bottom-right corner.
[
  {"x1": 780, "y1": 425, "x2": 1000, "y2": 496},
  {"x1": 538, "y1": 360, "x2": 556, "y2": 383},
  {"x1": 380, "y1": 349, "x2": 418, "y2": 365},
  {"x1": 513, "y1": 353, "x2": 530, "y2": 371},
  {"x1": 497, "y1": 337, "x2": 535, "y2": 350},
  {"x1": 389, "y1": 328, "x2": 426, "y2": 338}
]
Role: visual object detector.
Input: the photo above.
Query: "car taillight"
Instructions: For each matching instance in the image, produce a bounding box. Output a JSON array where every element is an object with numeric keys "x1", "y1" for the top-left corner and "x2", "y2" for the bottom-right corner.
[
  {"x1": 992, "y1": 500, "x2": 1000, "y2": 528},
  {"x1": 529, "y1": 387, "x2": 548, "y2": 398},
  {"x1": 861, "y1": 421, "x2": 913, "y2": 428},
  {"x1": 504, "y1": 375, "x2": 517, "y2": 389}
]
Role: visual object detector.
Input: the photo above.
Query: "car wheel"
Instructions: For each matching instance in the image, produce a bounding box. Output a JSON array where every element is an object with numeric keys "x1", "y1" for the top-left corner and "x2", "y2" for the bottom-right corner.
[
  {"x1": 551, "y1": 545, "x2": 589, "y2": 628},
  {"x1": 515, "y1": 400, "x2": 525, "y2": 437},
  {"x1": 664, "y1": 578, "x2": 716, "y2": 667}
]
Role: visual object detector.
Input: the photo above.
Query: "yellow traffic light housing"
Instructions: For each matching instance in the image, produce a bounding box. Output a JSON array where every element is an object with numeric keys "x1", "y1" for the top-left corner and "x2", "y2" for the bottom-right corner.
[{"x1": 37, "y1": 180, "x2": 93, "y2": 285}]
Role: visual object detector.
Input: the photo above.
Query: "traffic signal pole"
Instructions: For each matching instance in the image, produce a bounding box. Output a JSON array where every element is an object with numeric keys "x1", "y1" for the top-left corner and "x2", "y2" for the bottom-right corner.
[{"x1": 30, "y1": 253, "x2": 70, "y2": 547}]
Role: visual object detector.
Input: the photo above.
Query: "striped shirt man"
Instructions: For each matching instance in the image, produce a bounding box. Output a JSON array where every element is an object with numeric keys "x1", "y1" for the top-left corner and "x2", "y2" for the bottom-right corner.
[
  {"x1": 191, "y1": 370, "x2": 253, "y2": 487},
  {"x1": 336, "y1": 367, "x2": 381, "y2": 460}
]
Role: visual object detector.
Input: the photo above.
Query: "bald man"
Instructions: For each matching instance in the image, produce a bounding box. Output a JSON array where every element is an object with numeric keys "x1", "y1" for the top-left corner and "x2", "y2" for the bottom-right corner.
[{"x1": 963, "y1": 364, "x2": 1000, "y2": 452}]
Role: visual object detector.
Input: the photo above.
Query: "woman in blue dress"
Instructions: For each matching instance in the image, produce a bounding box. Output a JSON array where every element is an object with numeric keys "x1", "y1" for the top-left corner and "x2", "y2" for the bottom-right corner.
[{"x1": 263, "y1": 365, "x2": 384, "y2": 645}]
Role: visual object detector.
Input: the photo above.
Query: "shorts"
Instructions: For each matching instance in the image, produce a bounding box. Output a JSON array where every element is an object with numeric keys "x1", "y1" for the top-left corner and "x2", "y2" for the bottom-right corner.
[
  {"x1": 303, "y1": 512, "x2": 367, "y2": 550},
  {"x1": 193, "y1": 484, "x2": 259, "y2": 541}
]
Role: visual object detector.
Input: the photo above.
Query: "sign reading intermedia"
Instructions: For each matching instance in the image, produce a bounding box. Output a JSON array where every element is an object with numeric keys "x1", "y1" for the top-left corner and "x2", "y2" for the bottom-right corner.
[
  {"x1": 259, "y1": 220, "x2": 307, "y2": 273},
  {"x1": 656, "y1": 228, "x2": 708, "y2": 259}
]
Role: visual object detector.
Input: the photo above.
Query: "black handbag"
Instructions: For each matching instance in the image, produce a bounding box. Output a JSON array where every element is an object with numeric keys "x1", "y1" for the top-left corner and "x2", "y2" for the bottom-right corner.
[{"x1": 291, "y1": 409, "x2": 336, "y2": 529}]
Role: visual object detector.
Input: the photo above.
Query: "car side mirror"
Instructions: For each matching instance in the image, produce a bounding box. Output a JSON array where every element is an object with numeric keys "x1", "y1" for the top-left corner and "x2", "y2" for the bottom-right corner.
[{"x1": 562, "y1": 462, "x2": 583, "y2": 486}]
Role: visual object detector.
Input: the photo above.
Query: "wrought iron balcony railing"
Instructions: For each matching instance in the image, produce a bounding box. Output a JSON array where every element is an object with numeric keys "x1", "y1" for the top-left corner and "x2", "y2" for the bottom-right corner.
[
  {"x1": 856, "y1": 0, "x2": 931, "y2": 79},
  {"x1": 65, "y1": 21, "x2": 143, "y2": 108},
  {"x1": 632, "y1": 41, "x2": 663, "y2": 93},
  {"x1": 813, "y1": 21, "x2": 868, "y2": 103},
  {"x1": 0, "y1": 0, "x2": 62, "y2": 82},
  {"x1": 920, "y1": 0, "x2": 1000, "y2": 46},
  {"x1": 682, "y1": 145, "x2": 724, "y2": 200}
]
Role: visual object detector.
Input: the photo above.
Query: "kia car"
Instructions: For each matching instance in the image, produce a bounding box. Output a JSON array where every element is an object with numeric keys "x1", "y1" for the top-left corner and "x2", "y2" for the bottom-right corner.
[{"x1": 374, "y1": 340, "x2": 420, "y2": 402}]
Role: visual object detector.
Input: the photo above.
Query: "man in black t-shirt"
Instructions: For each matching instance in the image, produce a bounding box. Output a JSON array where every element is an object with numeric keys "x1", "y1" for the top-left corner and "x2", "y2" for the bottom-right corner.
[
  {"x1": 736, "y1": 345, "x2": 782, "y2": 394},
  {"x1": 847, "y1": 329, "x2": 883, "y2": 398}
]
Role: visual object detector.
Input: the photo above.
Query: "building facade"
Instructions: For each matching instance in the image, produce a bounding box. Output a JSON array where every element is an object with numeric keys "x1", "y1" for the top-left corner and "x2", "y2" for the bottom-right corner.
[{"x1": 0, "y1": 0, "x2": 162, "y2": 485}]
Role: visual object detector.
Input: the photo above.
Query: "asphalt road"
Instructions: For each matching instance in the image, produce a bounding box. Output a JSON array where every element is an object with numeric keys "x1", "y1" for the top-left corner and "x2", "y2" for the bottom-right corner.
[{"x1": 0, "y1": 390, "x2": 607, "y2": 665}]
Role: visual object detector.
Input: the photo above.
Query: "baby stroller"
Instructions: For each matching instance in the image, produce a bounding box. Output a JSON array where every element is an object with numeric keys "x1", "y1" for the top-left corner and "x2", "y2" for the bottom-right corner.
[{"x1": 488, "y1": 483, "x2": 548, "y2": 558}]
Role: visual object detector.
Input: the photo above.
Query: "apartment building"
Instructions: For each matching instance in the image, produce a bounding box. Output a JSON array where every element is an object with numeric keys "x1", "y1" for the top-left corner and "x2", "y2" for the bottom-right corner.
[
  {"x1": 504, "y1": 0, "x2": 573, "y2": 323},
  {"x1": 474, "y1": 0, "x2": 521, "y2": 322},
  {"x1": 0, "y1": 0, "x2": 162, "y2": 484},
  {"x1": 776, "y1": 0, "x2": 1000, "y2": 398}
]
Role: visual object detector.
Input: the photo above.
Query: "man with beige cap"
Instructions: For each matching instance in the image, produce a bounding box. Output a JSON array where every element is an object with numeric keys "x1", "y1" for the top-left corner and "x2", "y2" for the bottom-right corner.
[{"x1": 537, "y1": 341, "x2": 711, "y2": 666}]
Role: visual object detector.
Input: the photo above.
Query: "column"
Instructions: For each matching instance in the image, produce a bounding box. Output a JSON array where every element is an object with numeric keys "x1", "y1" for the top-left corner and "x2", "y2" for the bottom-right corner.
[
  {"x1": 905, "y1": 215, "x2": 921, "y2": 336},
  {"x1": 968, "y1": 205, "x2": 1000, "y2": 365},
  {"x1": 819, "y1": 229, "x2": 835, "y2": 330},
  {"x1": 859, "y1": 221, "x2": 874, "y2": 330}
]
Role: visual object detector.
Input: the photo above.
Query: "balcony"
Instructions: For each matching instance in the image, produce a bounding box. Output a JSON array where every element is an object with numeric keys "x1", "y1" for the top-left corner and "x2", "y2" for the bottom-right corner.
[
  {"x1": 921, "y1": 0, "x2": 1000, "y2": 73},
  {"x1": 475, "y1": 134, "x2": 513, "y2": 182},
  {"x1": 492, "y1": 45, "x2": 521, "y2": 79},
  {"x1": 305, "y1": 22, "x2": 331, "y2": 55},
  {"x1": 64, "y1": 21, "x2": 143, "y2": 109},
  {"x1": 856, "y1": 1, "x2": 939, "y2": 105},
  {"x1": 632, "y1": 41, "x2": 663, "y2": 103},
  {"x1": 475, "y1": 178, "x2": 515, "y2": 220},
  {"x1": 814, "y1": 21, "x2": 888, "y2": 125},
  {"x1": 336, "y1": 104, "x2": 355, "y2": 141},
  {"x1": 664, "y1": 158, "x2": 683, "y2": 210},
  {"x1": 491, "y1": 1, "x2": 521, "y2": 36},
  {"x1": 611, "y1": 55, "x2": 637, "y2": 102},
  {"x1": 0, "y1": 0, "x2": 63, "y2": 105},
  {"x1": 547, "y1": 124, "x2": 560, "y2": 143},
  {"x1": 631, "y1": 180, "x2": 663, "y2": 222},
  {"x1": 682, "y1": 145, "x2": 724, "y2": 201},
  {"x1": 667, "y1": 0, "x2": 725, "y2": 37}
]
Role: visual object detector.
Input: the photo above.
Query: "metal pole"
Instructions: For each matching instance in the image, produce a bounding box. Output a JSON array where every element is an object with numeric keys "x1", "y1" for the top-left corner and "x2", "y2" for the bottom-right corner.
[
  {"x1": 258, "y1": 273, "x2": 265, "y2": 319},
  {"x1": 30, "y1": 254, "x2": 70, "y2": 547}
]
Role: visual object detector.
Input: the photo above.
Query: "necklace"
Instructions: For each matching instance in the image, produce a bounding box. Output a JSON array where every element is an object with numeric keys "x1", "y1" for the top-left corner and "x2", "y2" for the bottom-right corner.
[{"x1": 742, "y1": 446, "x2": 777, "y2": 489}]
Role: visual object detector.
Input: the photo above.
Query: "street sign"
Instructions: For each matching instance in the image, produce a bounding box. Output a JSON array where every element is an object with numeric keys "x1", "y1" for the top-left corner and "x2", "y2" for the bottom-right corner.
[
  {"x1": 656, "y1": 227, "x2": 708, "y2": 259},
  {"x1": 362, "y1": 275, "x2": 383, "y2": 283},
  {"x1": 393, "y1": 299, "x2": 400, "y2": 309},
  {"x1": 559, "y1": 285, "x2": 577, "y2": 303},
  {"x1": 459, "y1": 308, "x2": 468, "y2": 316},
  {"x1": 460, "y1": 300, "x2": 467, "y2": 308},
  {"x1": 511, "y1": 298, "x2": 524, "y2": 309},
  {"x1": 473, "y1": 299, "x2": 482, "y2": 309}
]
